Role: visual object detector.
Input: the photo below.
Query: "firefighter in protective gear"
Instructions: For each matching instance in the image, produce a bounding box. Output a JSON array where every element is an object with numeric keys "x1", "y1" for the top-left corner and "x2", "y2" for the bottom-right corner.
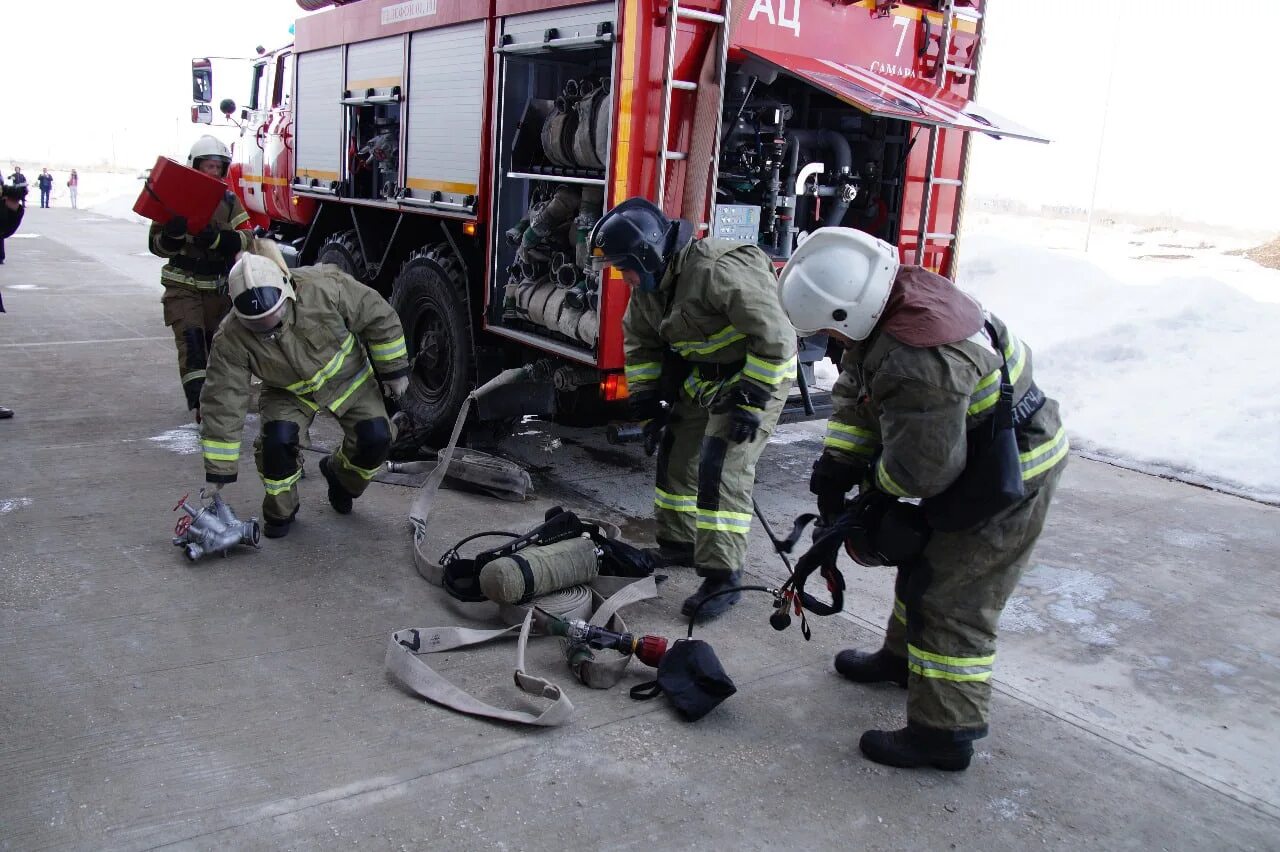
[
  {"x1": 591, "y1": 197, "x2": 797, "y2": 621},
  {"x1": 148, "y1": 135, "x2": 251, "y2": 415},
  {"x1": 780, "y1": 227, "x2": 1068, "y2": 771},
  {"x1": 199, "y1": 253, "x2": 410, "y2": 538}
]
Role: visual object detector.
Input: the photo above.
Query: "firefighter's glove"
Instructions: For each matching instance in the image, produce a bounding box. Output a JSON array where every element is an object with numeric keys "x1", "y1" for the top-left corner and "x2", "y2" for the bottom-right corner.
[
  {"x1": 842, "y1": 487, "x2": 930, "y2": 568},
  {"x1": 163, "y1": 216, "x2": 189, "y2": 239},
  {"x1": 382, "y1": 376, "x2": 410, "y2": 400},
  {"x1": 628, "y1": 389, "x2": 664, "y2": 424},
  {"x1": 194, "y1": 226, "x2": 243, "y2": 261},
  {"x1": 810, "y1": 452, "x2": 863, "y2": 524},
  {"x1": 641, "y1": 415, "x2": 667, "y2": 457},
  {"x1": 716, "y1": 382, "x2": 770, "y2": 444}
]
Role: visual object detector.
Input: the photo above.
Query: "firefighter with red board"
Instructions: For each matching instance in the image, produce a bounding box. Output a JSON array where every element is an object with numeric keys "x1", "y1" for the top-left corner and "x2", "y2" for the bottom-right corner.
[{"x1": 147, "y1": 136, "x2": 252, "y2": 418}]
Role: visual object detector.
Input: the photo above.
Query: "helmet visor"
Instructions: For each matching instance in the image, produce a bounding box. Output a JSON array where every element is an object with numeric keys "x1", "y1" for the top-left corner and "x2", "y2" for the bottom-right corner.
[
  {"x1": 589, "y1": 246, "x2": 643, "y2": 274},
  {"x1": 233, "y1": 286, "x2": 286, "y2": 333}
]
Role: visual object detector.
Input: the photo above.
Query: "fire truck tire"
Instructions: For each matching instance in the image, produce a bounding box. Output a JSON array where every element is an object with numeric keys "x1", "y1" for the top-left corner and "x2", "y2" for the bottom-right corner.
[
  {"x1": 390, "y1": 244, "x2": 475, "y2": 446},
  {"x1": 316, "y1": 230, "x2": 369, "y2": 281}
]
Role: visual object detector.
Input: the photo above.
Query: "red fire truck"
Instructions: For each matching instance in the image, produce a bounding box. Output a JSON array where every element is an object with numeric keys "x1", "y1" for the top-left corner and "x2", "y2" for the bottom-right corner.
[{"x1": 191, "y1": 0, "x2": 1043, "y2": 440}]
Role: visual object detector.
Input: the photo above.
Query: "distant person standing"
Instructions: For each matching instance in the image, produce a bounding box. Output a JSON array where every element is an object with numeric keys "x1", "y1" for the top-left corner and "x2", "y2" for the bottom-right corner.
[
  {"x1": 36, "y1": 168, "x2": 53, "y2": 208},
  {"x1": 8, "y1": 167, "x2": 27, "y2": 191},
  {"x1": 67, "y1": 170, "x2": 79, "y2": 209}
]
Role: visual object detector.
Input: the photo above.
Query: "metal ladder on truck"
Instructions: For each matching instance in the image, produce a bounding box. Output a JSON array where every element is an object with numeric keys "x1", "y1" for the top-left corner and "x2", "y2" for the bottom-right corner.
[
  {"x1": 654, "y1": 0, "x2": 732, "y2": 216},
  {"x1": 913, "y1": 0, "x2": 987, "y2": 270}
]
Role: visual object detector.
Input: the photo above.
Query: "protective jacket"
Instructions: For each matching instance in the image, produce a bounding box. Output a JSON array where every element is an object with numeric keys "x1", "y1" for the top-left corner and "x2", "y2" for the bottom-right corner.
[
  {"x1": 148, "y1": 191, "x2": 251, "y2": 290},
  {"x1": 824, "y1": 272, "x2": 1067, "y2": 502},
  {"x1": 199, "y1": 265, "x2": 410, "y2": 482},
  {"x1": 622, "y1": 239, "x2": 797, "y2": 404}
]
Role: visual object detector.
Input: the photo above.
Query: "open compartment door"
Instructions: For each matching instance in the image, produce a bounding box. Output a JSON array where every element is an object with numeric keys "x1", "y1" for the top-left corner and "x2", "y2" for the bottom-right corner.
[{"x1": 740, "y1": 46, "x2": 1049, "y2": 143}]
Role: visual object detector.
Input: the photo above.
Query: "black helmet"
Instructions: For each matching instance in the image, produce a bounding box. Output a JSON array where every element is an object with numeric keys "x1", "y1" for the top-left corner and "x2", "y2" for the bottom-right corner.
[{"x1": 588, "y1": 197, "x2": 675, "y2": 291}]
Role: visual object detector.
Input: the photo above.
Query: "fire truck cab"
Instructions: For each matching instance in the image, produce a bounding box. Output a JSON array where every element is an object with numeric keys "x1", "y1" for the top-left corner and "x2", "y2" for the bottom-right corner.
[{"x1": 192, "y1": 0, "x2": 1043, "y2": 443}]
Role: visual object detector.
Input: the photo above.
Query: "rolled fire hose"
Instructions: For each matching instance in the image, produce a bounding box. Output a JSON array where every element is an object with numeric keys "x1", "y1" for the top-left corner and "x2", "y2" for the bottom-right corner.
[
  {"x1": 397, "y1": 368, "x2": 658, "y2": 724},
  {"x1": 478, "y1": 536, "x2": 600, "y2": 605}
]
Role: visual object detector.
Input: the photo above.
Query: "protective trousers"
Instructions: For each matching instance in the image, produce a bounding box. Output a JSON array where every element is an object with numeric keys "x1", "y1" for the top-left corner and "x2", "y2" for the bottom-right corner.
[
  {"x1": 253, "y1": 381, "x2": 395, "y2": 523},
  {"x1": 653, "y1": 381, "x2": 789, "y2": 575},
  {"x1": 882, "y1": 462, "x2": 1064, "y2": 740},
  {"x1": 161, "y1": 284, "x2": 231, "y2": 411}
]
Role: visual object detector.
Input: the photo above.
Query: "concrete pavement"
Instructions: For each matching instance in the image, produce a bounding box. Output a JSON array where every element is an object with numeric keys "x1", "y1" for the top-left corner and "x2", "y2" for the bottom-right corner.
[{"x1": 0, "y1": 208, "x2": 1276, "y2": 850}]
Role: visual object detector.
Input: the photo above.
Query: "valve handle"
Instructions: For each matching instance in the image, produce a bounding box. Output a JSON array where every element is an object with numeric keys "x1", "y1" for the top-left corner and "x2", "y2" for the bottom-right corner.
[{"x1": 173, "y1": 493, "x2": 190, "y2": 512}]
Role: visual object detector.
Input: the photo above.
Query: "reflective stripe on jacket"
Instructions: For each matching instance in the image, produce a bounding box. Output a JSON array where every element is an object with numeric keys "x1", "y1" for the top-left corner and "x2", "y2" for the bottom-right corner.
[
  {"x1": 827, "y1": 308, "x2": 1066, "y2": 500},
  {"x1": 622, "y1": 238, "x2": 796, "y2": 402}
]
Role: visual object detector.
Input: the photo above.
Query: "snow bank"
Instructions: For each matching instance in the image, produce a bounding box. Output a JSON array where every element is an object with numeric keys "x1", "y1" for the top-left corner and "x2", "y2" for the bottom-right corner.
[{"x1": 958, "y1": 230, "x2": 1280, "y2": 505}]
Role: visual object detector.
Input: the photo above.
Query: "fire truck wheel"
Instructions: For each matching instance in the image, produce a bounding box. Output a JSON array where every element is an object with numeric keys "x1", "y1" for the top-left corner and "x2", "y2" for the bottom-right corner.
[
  {"x1": 390, "y1": 244, "x2": 475, "y2": 447},
  {"x1": 316, "y1": 230, "x2": 369, "y2": 281}
]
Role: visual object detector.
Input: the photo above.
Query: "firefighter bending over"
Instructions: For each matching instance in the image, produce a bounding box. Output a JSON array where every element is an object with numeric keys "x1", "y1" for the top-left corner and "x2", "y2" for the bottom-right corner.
[
  {"x1": 199, "y1": 253, "x2": 411, "y2": 538},
  {"x1": 148, "y1": 136, "x2": 252, "y2": 416},
  {"x1": 590, "y1": 197, "x2": 797, "y2": 622},
  {"x1": 778, "y1": 228, "x2": 1068, "y2": 771}
]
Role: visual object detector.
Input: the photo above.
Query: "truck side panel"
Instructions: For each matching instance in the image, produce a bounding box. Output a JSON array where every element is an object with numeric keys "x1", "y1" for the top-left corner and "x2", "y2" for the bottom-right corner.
[
  {"x1": 500, "y1": 2, "x2": 616, "y2": 45},
  {"x1": 405, "y1": 22, "x2": 487, "y2": 207},
  {"x1": 295, "y1": 47, "x2": 343, "y2": 186},
  {"x1": 346, "y1": 35, "x2": 403, "y2": 91}
]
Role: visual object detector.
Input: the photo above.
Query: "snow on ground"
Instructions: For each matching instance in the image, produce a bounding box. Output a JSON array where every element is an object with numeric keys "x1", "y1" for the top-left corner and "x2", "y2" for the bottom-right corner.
[{"x1": 959, "y1": 213, "x2": 1280, "y2": 505}]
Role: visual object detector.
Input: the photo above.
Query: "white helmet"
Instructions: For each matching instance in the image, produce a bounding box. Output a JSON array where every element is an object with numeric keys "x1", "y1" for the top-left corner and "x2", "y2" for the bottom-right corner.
[
  {"x1": 187, "y1": 135, "x2": 232, "y2": 177},
  {"x1": 229, "y1": 254, "x2": 295, "y2": 333},
  {"x1": 778, "y1": 228, "x2": 900, "y2": 340}
]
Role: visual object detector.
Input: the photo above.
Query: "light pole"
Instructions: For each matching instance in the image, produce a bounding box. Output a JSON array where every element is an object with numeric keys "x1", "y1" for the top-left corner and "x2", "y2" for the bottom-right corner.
[{"x1": 1085, "y1": 4, "x2": 1123, "y2": 253}]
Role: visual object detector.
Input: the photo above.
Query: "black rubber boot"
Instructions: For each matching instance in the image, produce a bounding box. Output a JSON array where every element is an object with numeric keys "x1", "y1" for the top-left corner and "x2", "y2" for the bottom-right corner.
[
  {"x1": 0, "y1": 406, "x2": 13, "y2": 419},
  {"x1": 319, "y1": 456, "x2": 353, "y2": 515},
  {"x1": 859, "y1": 725, "x2": 974, "y2": 771},
  {"x1": 645, "y1": 539, "x2": 695, "y2": 567},
  {"x1": 680, "y1": 569, "x2": 743, "y2": 621},
  {"x1": 834, "y1": 648, "x2": 909, "y2": 687},
  {"x1": 263, "y1": 508, "x2": 298, "y2": 539}
]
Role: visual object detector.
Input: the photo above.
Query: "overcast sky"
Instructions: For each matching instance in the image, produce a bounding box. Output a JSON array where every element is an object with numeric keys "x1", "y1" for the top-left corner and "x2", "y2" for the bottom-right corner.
[{"x1": 3, "y1": 0, "x2": 1275, "y2": 229}]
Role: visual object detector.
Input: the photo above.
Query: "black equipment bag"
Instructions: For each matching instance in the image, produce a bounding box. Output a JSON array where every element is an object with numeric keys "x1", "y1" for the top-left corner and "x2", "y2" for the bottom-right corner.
[
  {"x1": 630, "y1": 639, "x2": 737, "y2": 721},
  {"x1": 922, "y1": 322, "x2": 1044, "y2": 532}
]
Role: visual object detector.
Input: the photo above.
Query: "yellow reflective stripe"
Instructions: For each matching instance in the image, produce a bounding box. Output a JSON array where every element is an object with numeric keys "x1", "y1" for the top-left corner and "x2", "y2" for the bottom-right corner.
[
  {"x1": 828, "y1": 422, "x2": 876, "y2": 438},
  {"x1": 893, "y1": 597, "x2": 907, "y2": 626},
  {"x1": 655, "y1": 487, "x2": 697, "y2": 513},
  {"x1": 285, "y1": 333, "x2": 356, "y2": 395},
  {"x1": 201, "y1": 439, "x2": 240, "y2": 462},
  {"x1": 262, "y1": 469, "x2": 302, "y2": 495},
  {"x1": 229, "y1": 211, "x2": 250, "y2": 228},
  {"x1": 161, "y1": 268, "x2": 225, "y2": 290},
  {"x1": 695, "y1": 509, "x2": 752, "y2": 533},
  {"x1": 336, "y1": 446, "x2": 381, "y2": 481},
  {"x1": 328, "y1": 362, "x2": 373, "y2": 412},
  {"x1": 1021, "y1": 427, "x2": 1070, "y2": 480},
  {"x1": 968, "y1": 336, "x2": 1025, "y2": 416},
  {"x1": 875, "y1": 460, "x2": 913, "y2": 498},
  {"x1": 908, "y1": 663, "x2": 992, "y2": 682},
  {"x1": 825, "y1": 421, "x2": 878, "y2": 456},
  {"x1": 368, "y1": 335, "x2": 407, "y2": 362},
  {"x1": 742, "y1": 353, "x2": 796, "y2": 386},
  {"x1": 625, "y1": 361, "x2": 662, "y2": 383},
  {"x1": 909, "y1": 645, "x2": 995, "y2": 668},
  {"x1": 181, "y1": 369, "x2": 207, "y2": 384},
  {"x1": 294, "y1": 394, "x2": 319, "y2": 412},
  {"x1": 672, "y1": 325, "x2": 746, "y2": 356},
  {"x1": 682, "y1": 373, "x2": 725, "y2": 405}
]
